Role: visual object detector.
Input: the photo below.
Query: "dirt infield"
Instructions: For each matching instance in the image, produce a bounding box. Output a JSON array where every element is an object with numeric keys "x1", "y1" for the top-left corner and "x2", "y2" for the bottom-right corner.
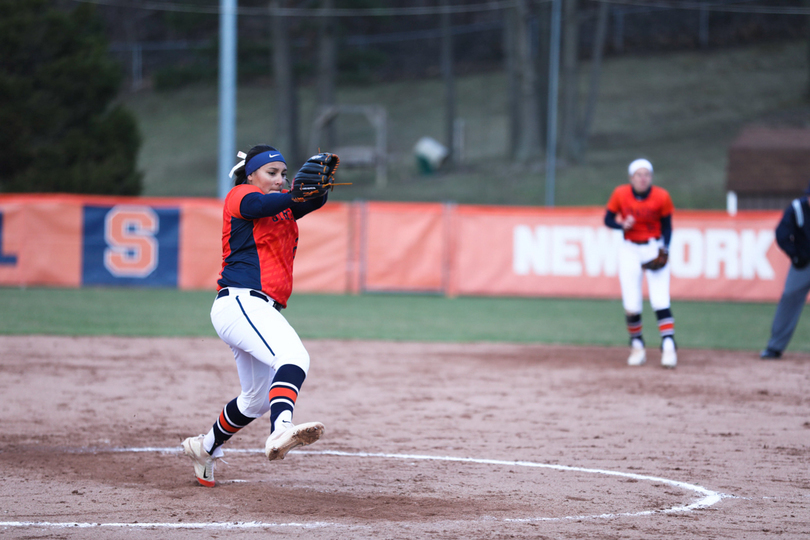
[{"x1": 1, "y1": 336, "x2": 808, "y2": 539}]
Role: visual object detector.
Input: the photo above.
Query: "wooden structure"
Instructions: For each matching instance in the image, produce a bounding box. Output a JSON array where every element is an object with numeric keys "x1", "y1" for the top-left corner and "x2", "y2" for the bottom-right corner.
[
  {"x1": 308, "y1": 105, "x2": 388, "y2": 188},
  {"x1": 726, "y1": 126, "x2": 810, "y2": 210}
]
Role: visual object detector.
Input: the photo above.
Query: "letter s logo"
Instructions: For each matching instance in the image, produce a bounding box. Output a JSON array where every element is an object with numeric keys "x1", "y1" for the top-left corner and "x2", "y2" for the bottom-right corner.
[{"x1": 103, "y1": 206, "x2": 159, "y2": 278}]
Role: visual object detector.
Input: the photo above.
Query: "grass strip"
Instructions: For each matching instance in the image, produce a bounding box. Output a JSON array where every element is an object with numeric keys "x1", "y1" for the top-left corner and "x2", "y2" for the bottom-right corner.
[{"x1": 0, "y1": 287, "x2": 798, "y2": 352}]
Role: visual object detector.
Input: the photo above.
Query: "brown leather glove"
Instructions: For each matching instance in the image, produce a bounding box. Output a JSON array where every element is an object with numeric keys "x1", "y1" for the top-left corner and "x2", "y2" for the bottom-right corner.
[{"x1": 641, "y1": 248, "x2": 668, "y2": 271}]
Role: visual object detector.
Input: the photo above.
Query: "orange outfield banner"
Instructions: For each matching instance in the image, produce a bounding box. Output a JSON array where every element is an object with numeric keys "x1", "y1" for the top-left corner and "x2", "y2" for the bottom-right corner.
[
  {"x1": 0, "y1": 194, "x2": 791, "y2": 302},
  {"x1": 361, "y1": 202, "x2": 448, "y2": 293},
  {"x1": 0, "y1": 196, "x2": 83, "y2": 288},
  {"x1": 446, "y1": 205, "x2": 789, "y2": 302}
]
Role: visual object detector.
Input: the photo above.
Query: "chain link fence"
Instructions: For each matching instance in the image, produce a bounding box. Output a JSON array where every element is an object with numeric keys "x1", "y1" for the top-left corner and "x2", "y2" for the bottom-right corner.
[{"x1": 102, "y1": 1, "x2": 807, "y2": 91}]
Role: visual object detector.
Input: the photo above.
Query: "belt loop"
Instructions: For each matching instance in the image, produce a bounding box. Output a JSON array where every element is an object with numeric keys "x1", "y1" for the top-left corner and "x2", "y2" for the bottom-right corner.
[
  {"x1": 216, "y1": 288, "x2": 281, "y2": 312},
  {"x1": 249, "y1": 290, "x2": 269, "y2": 302}
]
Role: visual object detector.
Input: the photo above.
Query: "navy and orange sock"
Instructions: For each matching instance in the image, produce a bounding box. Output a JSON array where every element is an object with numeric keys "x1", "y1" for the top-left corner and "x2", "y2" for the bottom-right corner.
[
  {"x1": 209, "y1": 398, "x2": 255, "y2": 454},
  {"x1": 626, "y1": 313, "x2": 643, "y2": 345},
  {"x1": 269, "y1": 364, "x2": 306, "y2": 433},
  {"x1": 655, "y1": 308, "x2": 675, "y2": 345}
]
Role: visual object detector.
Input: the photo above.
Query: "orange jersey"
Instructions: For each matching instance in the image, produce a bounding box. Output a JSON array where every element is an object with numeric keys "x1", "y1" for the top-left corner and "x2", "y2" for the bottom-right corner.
[
  {"x1": 217, "y1": 184, "x2": 298, "y2": 307},
  {"x1": 606, "y1": 184, "x2": 673, "y2": 243}
]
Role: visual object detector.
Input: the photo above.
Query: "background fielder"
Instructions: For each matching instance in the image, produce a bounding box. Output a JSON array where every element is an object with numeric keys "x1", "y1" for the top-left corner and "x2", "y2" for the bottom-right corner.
[{"x1": 604, "y1": 159, "x2": 677, "y2": 368}]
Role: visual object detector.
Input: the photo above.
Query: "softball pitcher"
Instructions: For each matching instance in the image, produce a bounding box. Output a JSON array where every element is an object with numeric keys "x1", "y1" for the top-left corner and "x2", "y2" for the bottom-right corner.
[
  {"x1": 604, "y1": 159, "x2": 677, "y2": 368},
  {"x1": 182, "y1": 145, "x2": 340, "y2": 487}
]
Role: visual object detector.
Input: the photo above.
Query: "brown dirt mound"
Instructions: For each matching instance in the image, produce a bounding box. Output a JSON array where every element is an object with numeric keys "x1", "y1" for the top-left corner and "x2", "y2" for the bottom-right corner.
[{"x1": 1, "y1": 336, "x2": 808, "y2": 539}]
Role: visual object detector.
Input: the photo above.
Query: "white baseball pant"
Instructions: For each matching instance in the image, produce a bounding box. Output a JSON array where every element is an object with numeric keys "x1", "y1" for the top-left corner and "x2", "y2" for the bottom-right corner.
[
  {"x1": 210, "y1": 288, "x2": 310, "y2": 418},
  {"x1": 618, "y1": 238, "x2": 671, "y2": 314}
]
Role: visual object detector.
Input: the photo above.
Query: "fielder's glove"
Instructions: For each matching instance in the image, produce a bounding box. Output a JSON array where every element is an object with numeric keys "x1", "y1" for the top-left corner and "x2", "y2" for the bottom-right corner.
[
  {"x1": 641, "y1": 248, "x2": 669, "y2": 271},
  {"x1": 290, "y1": 153, "x2": 341, "y2": 202}
]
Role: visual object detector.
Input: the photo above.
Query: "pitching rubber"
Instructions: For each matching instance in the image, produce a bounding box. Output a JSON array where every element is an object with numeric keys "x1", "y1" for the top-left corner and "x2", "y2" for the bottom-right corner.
[{"x1": 265, "y1": 421, "x2": 325, "y2": 461}]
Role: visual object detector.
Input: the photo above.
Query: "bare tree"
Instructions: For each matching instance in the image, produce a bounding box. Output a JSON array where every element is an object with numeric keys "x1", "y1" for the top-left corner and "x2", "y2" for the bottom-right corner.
[
  {"x1": 806, "y1": 0, "x2": 810, "y2": 98},
  {"x1": 558, "y1": 0, "x2": 608, "y2": 162},
  {"x1": 560, "y1": 0, "x2": 579, "y2": 162},
  {"x1": 504, "y1": 6, "x2": 520, "y2": 159},
  {"x1": 317, "y1": 0, "x2": 337, "y2": 149},
  {"x1": 534, "y1": 0, "x2": 551, "y2": 149},
  {"x1": 514, "y1": 0, "x2": 542, "y2": 163},
  {"x1": 271, "y1": 0, "x2": 300, "y2": 165},
  {"x1": 575, "y1": 1, "x2": 609, "y2": 158},
  {"x1": 441, "y1": 0, "x2": 456, "y2": 164}
]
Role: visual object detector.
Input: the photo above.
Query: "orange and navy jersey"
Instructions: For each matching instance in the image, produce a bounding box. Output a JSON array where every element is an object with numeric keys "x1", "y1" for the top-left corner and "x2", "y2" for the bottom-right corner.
[
  {"x1": 217, "y1": 184, "x2": 298, "y2": 307},
  {"x1": 606, "y1": 184, "x2": 674, "y2": 243}
]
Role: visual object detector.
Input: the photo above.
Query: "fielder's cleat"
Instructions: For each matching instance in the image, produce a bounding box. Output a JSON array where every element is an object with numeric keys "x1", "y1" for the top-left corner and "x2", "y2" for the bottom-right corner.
[
  {"x1": 759, "y1": 348, "x2": 782, "y2": 360},
  {"x1": 265, "y1": 421, "x2": 324, "y2": 461},
  {"x1": 661, "y1": 336, "x2": 677, "y2": 369},
  {"x1": 661, "y1": 349, "x2": 677, "y2": 369},
  {"x1": 182, "y1": 435, "x2": 222, "y2": 487},
  {"x1": 627, "y1": 344, "x2": 646, "y2": 366}
]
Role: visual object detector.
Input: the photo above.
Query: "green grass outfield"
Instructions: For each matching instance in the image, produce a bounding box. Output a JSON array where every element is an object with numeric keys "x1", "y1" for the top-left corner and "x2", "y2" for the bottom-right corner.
[{"x1": 1, "y1": 287, "x2": 804, "y2": 352}]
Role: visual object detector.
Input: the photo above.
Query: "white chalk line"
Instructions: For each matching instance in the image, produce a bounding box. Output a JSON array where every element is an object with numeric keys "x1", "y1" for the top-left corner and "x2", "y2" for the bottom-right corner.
[
  {"x1": 0, "y1": 520, "x2": 335, "y2": 530},
  {"x1": 2, "y1": 447, "x2": 728, "y2": 530}
]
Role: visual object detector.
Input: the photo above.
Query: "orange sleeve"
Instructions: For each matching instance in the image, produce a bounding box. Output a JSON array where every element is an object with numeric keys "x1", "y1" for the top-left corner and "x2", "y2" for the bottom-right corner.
[
  {"x1": 606, "y1": 186, "x2": 623, "y2": 214},
  {"x1": 225, "y1": 184, "x2": 262, "y2": 220}
]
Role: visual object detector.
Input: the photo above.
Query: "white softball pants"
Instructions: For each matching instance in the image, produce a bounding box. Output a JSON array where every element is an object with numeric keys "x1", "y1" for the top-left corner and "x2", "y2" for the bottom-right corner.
[
  {"x1": 618, "y1": 239, "x2": 671, "y2": 314},
  {"x1": 210, "y1": 288, "x2": 310, "y2": 419}
]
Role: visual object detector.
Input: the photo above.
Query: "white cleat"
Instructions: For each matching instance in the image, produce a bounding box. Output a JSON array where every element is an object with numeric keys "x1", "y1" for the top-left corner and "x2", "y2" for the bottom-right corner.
[
  {"x1": 265, "y1": 421, "x2": 324, "y2": 461},
  {"x1": 661, "y1": 348, "x2": 677, "y2": 369},
  {"x1": 661, "y1": 336, "x2": 677, "y2": 369},
  {"x1": 627, "y1": 345, "x2": 646, "y2": 366},
  {"x1": 182, "y1": 435, "x2": 222, "y2": 487}
]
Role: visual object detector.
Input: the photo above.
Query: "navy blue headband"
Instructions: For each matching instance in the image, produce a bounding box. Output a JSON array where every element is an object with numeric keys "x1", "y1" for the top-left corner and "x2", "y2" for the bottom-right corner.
[{"x1": 245, "y1": 150, "x2": 286, "y2": 177}]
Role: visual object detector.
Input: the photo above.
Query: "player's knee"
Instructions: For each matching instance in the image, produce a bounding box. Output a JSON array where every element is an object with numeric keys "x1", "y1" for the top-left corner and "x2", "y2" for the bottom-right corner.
[
  {"x1": 283, "y1": 350, "x2": 310, "y2": 375},
  {"x1": 622, "y1": 303, "x2": 642, "y2": 315},
  {"x1": 237, "y1": 391, "x2": 271, "y2": 418}
]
